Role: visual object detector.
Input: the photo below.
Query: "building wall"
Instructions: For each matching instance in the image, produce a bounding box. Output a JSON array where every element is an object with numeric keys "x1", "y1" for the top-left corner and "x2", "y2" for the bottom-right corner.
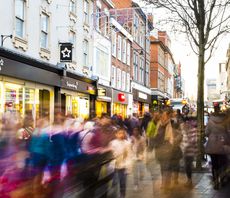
[{"x1": 0, "y1": 0, "x2": 94, "y2": 78}]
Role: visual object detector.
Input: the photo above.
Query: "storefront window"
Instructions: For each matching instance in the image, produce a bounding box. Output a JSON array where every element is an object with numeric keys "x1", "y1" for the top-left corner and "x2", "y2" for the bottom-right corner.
[
  {"x1": 96, "y1": 101, "x2": 107, "y2": 117},
  {"x1": 72, "y1": 96, "x2": 78, "y2": 117},
  {"x1": 4, "y1": 83, "x2": 23, "y2": 115},
  {"x1": 113, "y1": 103, "x2": 127, "y2": 119}
]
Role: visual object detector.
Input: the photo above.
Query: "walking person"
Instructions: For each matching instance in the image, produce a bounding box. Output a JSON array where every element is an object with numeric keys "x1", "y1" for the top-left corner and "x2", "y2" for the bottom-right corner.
[
  {"x1": 109, "y1": 128, "x2": 131, "y2": 198},
  {"x1": 154, "y1": 110, "x2": 174, "y2": 190},
  {"x1": 170, "y1": 119, "x2": 183, "y2": 186},
  {"x1": 130, "y1": 127, "x2": 146, "y2": 191},
  {"x1": 205, "y1": 104, "x2": 229, "y2": 189},
  {"x1": 181, "y1": 116, "x2": 198, "y2": 188}
]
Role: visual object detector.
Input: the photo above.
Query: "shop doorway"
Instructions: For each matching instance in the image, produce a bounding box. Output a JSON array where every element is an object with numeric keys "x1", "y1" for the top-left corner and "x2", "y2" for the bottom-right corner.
[
  {"x1": 61, "y1": 94, "x2": 66, "y2": 115},
  {"x1": 39, "y1": 89, "x2": 50, "y2": 119}
]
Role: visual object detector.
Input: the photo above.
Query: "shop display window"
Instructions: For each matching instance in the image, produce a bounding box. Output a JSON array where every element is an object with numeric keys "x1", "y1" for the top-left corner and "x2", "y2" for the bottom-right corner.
[
  {"x1": 113, "y1": 103, "x2": 127, "y2": 119},
  {"x1": 4, "y1": 83, "x2": 23, "y2": 115},
  {"x1": 96, "y1": 101, "x2": 107, "y2": 118}
]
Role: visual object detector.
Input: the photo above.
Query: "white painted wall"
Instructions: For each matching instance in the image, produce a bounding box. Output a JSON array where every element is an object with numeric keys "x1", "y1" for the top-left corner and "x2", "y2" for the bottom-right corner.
[{"x1": 0, "y1": 0, "x2": 94, "y2": 78}]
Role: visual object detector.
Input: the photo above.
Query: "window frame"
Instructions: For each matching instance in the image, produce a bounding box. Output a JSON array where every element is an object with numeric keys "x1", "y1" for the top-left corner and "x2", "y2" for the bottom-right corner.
[
  {"x1": 15, "y1": 0, "x2": 25, "y2": 38},
  {"x1": 117, "y1": 35, "x2": 122, "y2": 61},
  {"x1": 40, "y1": 11, "x2": 49, "y2": 49},
  {"x1": 126, "y1": 73, "x2": 130, "y2": 92},
  {"x1": 122, "y1": 39, "x2": 127, "y2": 63},
  {"x1": 83, "y1": 39, "x2": 89, "y2": 67},
  {"x1": 122, "y1": 71, "x2": 126, "y2": 91},
  {"x1": 83, "y1": 0, "x2": 89, "y2": 25},
  {"x1": 69, "y1": 0, "x2": 76, "y2": 14},
  {"x1": 112, "y1": 30, "x2": 117, "y2": 57},
  {"x1": 117, "y1": 68, "x2": 122, "y2": 89},
  {"x1": 133, "y1": 52, "x2": 138, "y2": 81},
  {"x1": 111, "y1": 66, "x2": 116, "y2": 88},
  {"x1": 127, "y1": 43, "x2": 131, "y2": 66}
]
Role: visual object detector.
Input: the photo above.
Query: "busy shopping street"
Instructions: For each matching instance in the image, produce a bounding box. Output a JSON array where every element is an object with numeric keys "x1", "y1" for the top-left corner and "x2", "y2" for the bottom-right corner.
[{"x1": 1, "y1": 0, "x2": 230, "y2": 197}]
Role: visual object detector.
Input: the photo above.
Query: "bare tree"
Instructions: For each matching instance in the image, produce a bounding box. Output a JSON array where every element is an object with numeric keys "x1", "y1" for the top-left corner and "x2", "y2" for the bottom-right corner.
[{"x1": 142, "y1": 0, "x2": 230, "y2": 169}]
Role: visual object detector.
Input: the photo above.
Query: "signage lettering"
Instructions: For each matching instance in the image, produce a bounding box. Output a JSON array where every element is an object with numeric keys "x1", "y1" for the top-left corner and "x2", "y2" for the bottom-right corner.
[
  {"x1": 66, "y1": 81, "x2": 78, "y2": 90},
  {"x1": 138, "y1": 92, "x2": 147, "y2": 100},
  {"x1": 98, "y1": 88, "x2": 106, "y2": 96}
]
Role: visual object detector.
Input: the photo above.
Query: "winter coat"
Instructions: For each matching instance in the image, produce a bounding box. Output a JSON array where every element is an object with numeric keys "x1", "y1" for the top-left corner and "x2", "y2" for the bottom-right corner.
[{"x1": 205, "y1": 114, "x2": 229, "y2": 154}]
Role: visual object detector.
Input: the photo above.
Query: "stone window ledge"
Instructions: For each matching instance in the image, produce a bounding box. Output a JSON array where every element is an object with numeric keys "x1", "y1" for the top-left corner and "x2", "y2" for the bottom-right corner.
[
  {"x1": 39, "y1": 47, "x2": 51, "y2": 60},
  {"x1": 12, "y1": 36, "x2": 28, "y2": 51},
  {"x1": 69, "y1": 12, "x2": 77, "y2": 23}
]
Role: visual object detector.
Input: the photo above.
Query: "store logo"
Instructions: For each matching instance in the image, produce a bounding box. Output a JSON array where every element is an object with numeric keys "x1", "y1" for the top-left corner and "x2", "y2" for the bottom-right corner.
[
  {"x1": 66, "y1": 81, "x2": 78, "y2": 90},
  {"x1": 60, "y1": 43, "x2": 72, "y2": 62}
]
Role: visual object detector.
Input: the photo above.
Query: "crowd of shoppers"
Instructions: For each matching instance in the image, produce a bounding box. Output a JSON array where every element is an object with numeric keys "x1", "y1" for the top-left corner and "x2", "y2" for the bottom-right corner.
[{"x1": 0, "y1": 106, "x2": 230, "y2": 197}]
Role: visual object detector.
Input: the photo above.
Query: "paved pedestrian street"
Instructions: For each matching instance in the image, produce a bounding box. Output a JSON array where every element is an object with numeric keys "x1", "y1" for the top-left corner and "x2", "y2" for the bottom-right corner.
[{"x1": 126, "y1": 156, "x2": 230, "y2": 198}]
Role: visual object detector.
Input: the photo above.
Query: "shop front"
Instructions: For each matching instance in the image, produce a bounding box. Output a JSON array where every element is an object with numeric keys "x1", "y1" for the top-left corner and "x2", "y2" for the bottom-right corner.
[
  {"x1": 96, "y1": 85, "x2": 112, "y2": 117},
  {"x1": 0, "y1": 53, "x2": 60, "y2": 124},
  {"x1": 61, "y1": 76, "x2": 96, "y2": 119},
  {"x1": 133, "y1": 88, "x2": 151, "y2": 117},
  {"x1": 112, "y1": 90, "x2": 129, "y2": 119}
]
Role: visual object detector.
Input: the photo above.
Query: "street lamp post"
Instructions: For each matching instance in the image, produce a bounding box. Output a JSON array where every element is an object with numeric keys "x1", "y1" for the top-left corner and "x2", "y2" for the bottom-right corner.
[{"x1": 1, "y1": 34, "x2": 13, "y2": 47}]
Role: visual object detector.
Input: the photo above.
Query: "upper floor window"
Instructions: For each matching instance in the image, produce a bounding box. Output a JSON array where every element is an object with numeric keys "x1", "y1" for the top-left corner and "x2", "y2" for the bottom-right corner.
[
  {"x1": 83, "y1": 39, "x2": 89, "y2": 66},
  {"x1": 133, "y1": 15, "x2": 139, "y2": 42},
  {"x1": 69, "y1": 30, "x2": 76, "y2": 60},
  {"x1": 40, "y1": 12, "x2": 49, "y2": 49},
  {"x1": 127, "y1": 43, "x2": 131, "y2": 66},
  {"x1": 122, "y1": 71, "x2": 126, "y2": 91},
  {"x1": 126, "y1": 73, "x2": 130, "y2": 92},
  {"x1": 117, "y1": 68, "x2": 121, "y2": 90},
  {"x1": 69, "y1": 0, "x2": 76, "y2": 13},
  {"x1": 111, "y1": 66, "x2": 116, "y2": 88},
  {"x1": 117, "y1": 35, "x2": 122, "y2": 61},
  {"x1": 140, "y1": 58, "x2": 144, "y2": 84},
  {"x1": 122, "y1": 39, "x2": 127, "y2": 63},
  {"x1": 104, "y1": 16, "x2": 109, "y2": 36},
  {"x1": 134, "y1": 53, "x2": 138, "y2": 81},
  {"x1": 84, "y1": 0, "x2": 89, "y2": 25},
  {"x1": 15, "y1": 0, "x2": 25, "y2": 38},
  {"x1": 95, "y1": 6, "x2": 101, "y2": 30},
  {"x1": 145, "y1": 62, "x2": 150, "y2": 86},
  {"x1": 112, "y1": 30, "x2": 116, "y2": 57}
]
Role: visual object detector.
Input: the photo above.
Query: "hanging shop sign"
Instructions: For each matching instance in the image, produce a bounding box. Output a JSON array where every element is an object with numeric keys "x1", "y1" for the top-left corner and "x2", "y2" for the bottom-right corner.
[{"x1": 60, "y1": 43, "x2": 72, "y2": 62}]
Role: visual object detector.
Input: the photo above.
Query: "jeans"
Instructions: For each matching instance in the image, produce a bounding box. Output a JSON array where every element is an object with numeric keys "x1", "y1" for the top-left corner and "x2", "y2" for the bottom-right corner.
[
  {"x1": 114, "y1": 169, "x2": 127, "y2": 197},
  {"x1": 184, "y1": 156, "x2": 194, "y2": 180}
]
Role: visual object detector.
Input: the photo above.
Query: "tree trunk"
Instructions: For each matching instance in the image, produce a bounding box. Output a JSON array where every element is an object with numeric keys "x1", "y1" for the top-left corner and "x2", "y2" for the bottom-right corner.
[{"x1": 196, "y1": 43, "x2": 205, "y2": 170}]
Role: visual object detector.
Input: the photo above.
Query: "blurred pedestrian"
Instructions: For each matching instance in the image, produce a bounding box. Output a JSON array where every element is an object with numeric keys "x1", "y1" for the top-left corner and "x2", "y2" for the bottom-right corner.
[
  {"x1": 130, "y1": 127, "x2": 146, "y2": 191},
  {"x1": 205, "y1": 105, "x2": 229, "y2": 189},
  {"x1": 109, "y1": 128, "x2": 131, "y2": 198},
  {"x1": 181, "y1": 116, "x2": 198, "y2": 188},
  {"x1": 154, "y1": 110, "x2": 174, "y2": 190}
]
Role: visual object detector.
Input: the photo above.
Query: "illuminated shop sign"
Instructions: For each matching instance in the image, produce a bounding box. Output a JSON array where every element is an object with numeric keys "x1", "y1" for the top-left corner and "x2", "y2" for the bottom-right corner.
[
  {"x1": 118, "y1": 93, "x2": 125, "y2": 102},
  {"x1": 138, "y1": 92, "x2": 147, "y2": 100},
  {"x1": 66, "y1": 81, "x2": 78, "y2": 90}
]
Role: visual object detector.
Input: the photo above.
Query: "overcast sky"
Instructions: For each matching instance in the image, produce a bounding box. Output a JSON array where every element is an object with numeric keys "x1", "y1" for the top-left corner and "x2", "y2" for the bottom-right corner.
[{"x1": 135, "y1": 0, "x2": 230, "y2": 100}]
